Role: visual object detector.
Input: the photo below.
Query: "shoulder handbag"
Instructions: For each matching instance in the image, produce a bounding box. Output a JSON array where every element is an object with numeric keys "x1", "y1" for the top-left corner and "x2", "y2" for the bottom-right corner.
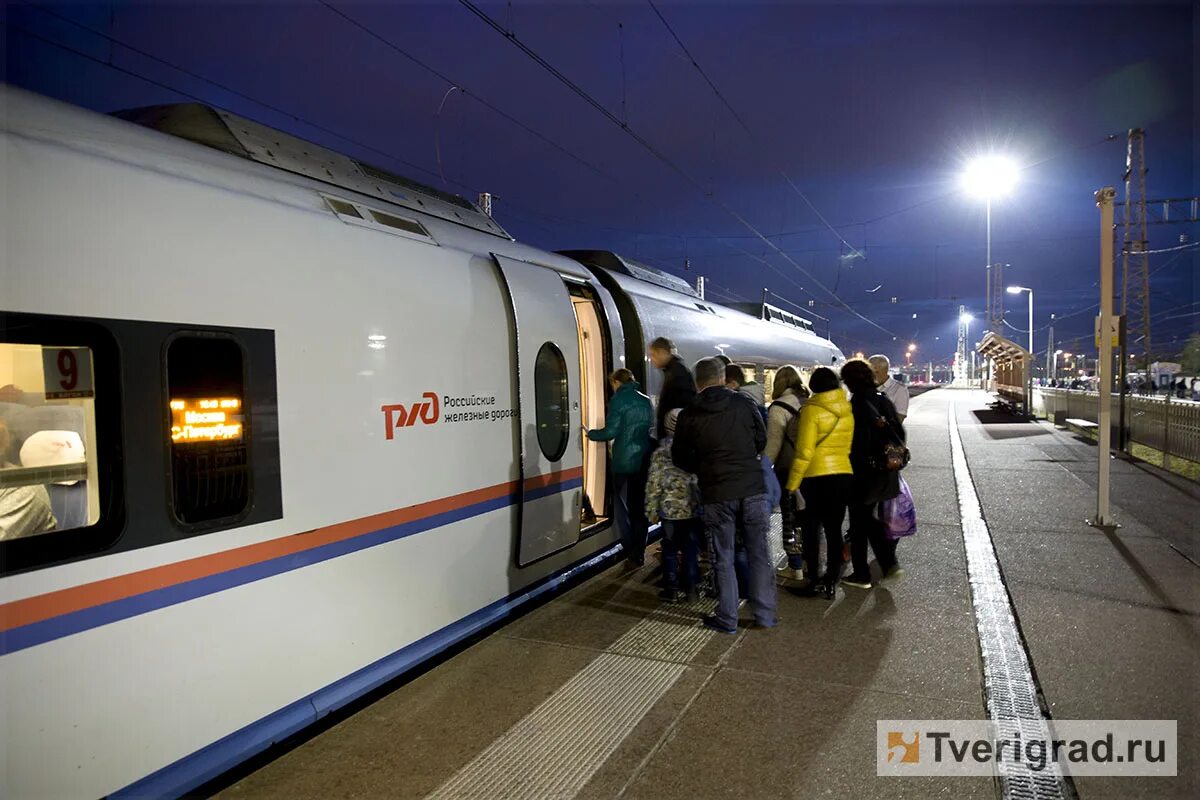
[{"x1": 865, "y1": 396, "x2": 910, "y2": 472}]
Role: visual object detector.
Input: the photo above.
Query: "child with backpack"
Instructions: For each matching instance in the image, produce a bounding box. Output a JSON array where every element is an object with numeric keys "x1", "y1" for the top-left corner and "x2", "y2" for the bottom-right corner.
[{"x1": 645, "y1": 409, "x2": 702, "y2": 602}]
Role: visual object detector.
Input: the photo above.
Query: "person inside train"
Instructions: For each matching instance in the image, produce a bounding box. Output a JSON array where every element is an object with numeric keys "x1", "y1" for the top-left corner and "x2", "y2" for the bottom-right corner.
[
  {"x1": 868, "y1": 355, "x2": 909, "y2": 423},
  {"x1": 784, "y1": 367, "x2": 854, "y2": 599},
  {"x1": 840, "y1": 360, "x2": 906, "y2": 589},
  {"x1": 585, "y1": 369, "x2": 654, "y2": 568},
  {"x1": 671, "y1": 357, "x2": 777, "y2": 632},
  {"x1": 763, "y1": 366, "x2": 809, "y2": 578},
  {"x1": 0, "y1": 420, "x2": 58, "y2": 540},
  {"x1": 647, "y1": 337, "x2": 697, "y2": 440},
  {"x1": 645, "y1": 408, "x2": 702, "y2": 602},
  {"x1": 724, "y1": 364, "x2": 768, "y2": 424}
]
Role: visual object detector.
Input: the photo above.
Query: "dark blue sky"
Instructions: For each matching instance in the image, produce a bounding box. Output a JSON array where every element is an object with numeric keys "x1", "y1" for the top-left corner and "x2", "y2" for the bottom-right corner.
[{"x1": 5, "y1": 1, "x2": 1197, "y2": 363}]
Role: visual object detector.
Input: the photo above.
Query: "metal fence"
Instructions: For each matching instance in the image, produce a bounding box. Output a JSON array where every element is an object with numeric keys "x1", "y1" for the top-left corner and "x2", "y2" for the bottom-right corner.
[{"x1": 1034, "y1": 388, "x2": 1200, "y2": 465}]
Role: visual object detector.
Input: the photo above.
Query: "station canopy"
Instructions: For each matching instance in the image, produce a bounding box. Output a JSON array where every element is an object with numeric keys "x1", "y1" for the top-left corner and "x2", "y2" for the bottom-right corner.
[{"x1": 976, "y1": 331, "x2": 1030, "y2": 365}]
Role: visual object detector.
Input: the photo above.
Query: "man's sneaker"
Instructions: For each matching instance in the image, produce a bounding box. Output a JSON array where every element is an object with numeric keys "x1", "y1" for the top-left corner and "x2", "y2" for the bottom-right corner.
[
  {"x1": 881, "y1": 565, "x2": 905, "y2": 584},
  {"x1": 842, "y1": 573, "x2": 872, "y2": 589},
  {"x1": 776, "y1": 566, "x2": 806, "y2": 581},
  {"x1": 658, "y1": 587, "x2": 684, "y2": 602},
  {"x1": 683, "y1": 588, "x2": 700, "y2": 603},
  {"x1": 701, "y1": 615, "x2": 737, "y2": 634}
]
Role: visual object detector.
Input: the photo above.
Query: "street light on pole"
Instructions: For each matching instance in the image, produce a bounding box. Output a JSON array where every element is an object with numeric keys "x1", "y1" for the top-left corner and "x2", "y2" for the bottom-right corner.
[
  {"x1": 1006, "y1": 286, "x2": 1034, "y2": 354},
  {"x1": 962, "y1": 155, "x2": 1019, "y2": 300}
]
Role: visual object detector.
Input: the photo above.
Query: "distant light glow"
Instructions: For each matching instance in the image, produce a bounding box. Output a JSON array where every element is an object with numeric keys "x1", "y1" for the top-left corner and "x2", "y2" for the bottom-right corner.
[
  {"x1": 961, "y1": 155, "x2": 1019, "y2": 199},
  {"x1": 960, "y1": 312, "x2": 974, "y2": 323},
  {"x1": 1006, "y1": 285, "x2": 1031, "y2": 295}
]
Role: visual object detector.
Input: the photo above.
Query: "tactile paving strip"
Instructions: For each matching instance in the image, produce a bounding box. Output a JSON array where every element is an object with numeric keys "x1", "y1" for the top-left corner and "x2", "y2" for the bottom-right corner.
[
  {"x1": 425, "y1": 583, "x2": 719, "y2": 799},
  {"x1": 949, "y1": 402, "x2": 1076, "y2": 800}
]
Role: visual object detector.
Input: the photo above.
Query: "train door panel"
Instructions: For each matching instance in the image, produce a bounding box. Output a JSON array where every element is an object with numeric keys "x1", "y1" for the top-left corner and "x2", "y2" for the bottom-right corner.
[
  {"x1": 491, "y1": 254, "x2": 584, "y2": 566},
  {"x1": 567, "y1": 282, "x2": 610, "y2": 533}
]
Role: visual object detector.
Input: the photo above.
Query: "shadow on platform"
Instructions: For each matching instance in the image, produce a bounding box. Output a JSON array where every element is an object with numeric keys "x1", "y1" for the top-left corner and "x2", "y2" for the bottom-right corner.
[{"x1": 971, "y1": 408, "x2": 1052, "y2": 440}]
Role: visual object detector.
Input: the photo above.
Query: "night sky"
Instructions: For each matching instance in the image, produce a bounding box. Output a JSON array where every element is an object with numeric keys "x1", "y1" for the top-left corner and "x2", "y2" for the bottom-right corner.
[{"x1": 5, "y1": 1, "x2": 1197, "y2": 365}]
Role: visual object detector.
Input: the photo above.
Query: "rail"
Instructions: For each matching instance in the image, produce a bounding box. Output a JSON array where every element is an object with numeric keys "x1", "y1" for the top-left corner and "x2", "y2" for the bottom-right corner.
[{"x1": 1034, "y1": 388, "x2": 1200, "y2": 467}]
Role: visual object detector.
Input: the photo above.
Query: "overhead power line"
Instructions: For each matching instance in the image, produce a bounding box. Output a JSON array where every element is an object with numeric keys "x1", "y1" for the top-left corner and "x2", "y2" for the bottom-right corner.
[
  {"x1": 456, "y1": 0, "x2": 896, "y2": 337},
  {"x1": 16, "y1": 7, "x2": 644, "y2": 241},
  {"x1": 19, "y1": 8, "x2": 454, "y2": 188},
  {"x1": 646, "y1": 0, "x2": 865, "y2": 260},
  {"x1": 318, "y1": 1, "x2": 616, "y2": 182}
]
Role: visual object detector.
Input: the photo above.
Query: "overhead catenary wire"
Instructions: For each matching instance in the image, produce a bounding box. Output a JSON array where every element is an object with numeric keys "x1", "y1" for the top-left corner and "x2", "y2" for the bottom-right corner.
[
  {"x1": 17, "y1": 8, "x2": 462, "y2": 191},
  {"x1": 456, "y1": 0, "x2": 897, "y2": 337},
  {"x1": 15, "y1": 7, "x2": 653, "y2": 242},
  {"x1": 318, "y1": 1, "x2": 617, "y2": 182},
  {"x1": 1122, "y1": 240, "x2": 1200, "y2": 256},
  {"x1": 17, "y1": 11, "x2": 643, "y2": 250},
  {"x1": 645, "y1": 0, "x2": 865, "y2": 261}
]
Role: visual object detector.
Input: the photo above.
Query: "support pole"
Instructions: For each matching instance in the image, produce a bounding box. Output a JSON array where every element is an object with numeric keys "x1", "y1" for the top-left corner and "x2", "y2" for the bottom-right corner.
[
  {"x1": 1093, "y1": 187, "x2": 1118, "y2": 528},
  {"x1": 1026, "y1": 289, "x2": 1034, "y2": 416},
  {"x1": 1046, "y1": 319, "x2": 1054, "y2": 383}
]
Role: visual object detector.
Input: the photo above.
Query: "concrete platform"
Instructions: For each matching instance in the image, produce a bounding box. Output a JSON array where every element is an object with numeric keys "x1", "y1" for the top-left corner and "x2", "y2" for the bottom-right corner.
[{"x1": 211, "y1": 389, "x2": 1198, "y2": 800}]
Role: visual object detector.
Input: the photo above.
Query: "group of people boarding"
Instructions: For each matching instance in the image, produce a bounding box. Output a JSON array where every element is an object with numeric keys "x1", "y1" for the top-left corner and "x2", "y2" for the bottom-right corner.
[{"x1": 586, "y1": 338, "x2": 910, "y2": 634}]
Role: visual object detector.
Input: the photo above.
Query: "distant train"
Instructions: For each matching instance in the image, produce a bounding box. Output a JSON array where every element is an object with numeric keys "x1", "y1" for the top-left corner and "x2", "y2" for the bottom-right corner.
[{"x1": 0, "y1": 85, "x2": 843, "y2": 798}]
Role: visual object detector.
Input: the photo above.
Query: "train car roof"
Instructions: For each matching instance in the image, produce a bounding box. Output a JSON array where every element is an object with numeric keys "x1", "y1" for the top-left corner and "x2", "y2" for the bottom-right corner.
[
  {"x1": 111, "y1": 102, "x2": 509, "y2": 239},
  {"x1": 560, "y1": 249, "x2": 836, "y2": 350}
]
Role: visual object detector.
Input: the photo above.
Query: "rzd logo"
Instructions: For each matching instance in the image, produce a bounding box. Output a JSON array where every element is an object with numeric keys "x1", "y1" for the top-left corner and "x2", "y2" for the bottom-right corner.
[
  {"x1": 381, "y1": 393, "x2": 440, "y2": 439},
  {"x1": 887, "y1": 731, "x2": 921, "y2": 764}
]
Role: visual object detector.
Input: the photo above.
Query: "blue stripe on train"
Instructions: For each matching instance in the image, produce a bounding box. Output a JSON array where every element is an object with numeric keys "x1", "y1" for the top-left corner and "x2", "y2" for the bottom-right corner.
[
  {"x1": 4, "y1": 484, "x2": 585, "y2": 656},
  {"x1": 111, "y1": 536, "x2": 625, "y2": 799}
]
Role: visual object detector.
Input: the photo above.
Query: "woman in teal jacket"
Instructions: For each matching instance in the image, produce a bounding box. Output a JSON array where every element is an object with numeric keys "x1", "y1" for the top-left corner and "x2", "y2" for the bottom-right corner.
[{"x1": 587, "y1": 369, "x2": 654, "y2": 566}]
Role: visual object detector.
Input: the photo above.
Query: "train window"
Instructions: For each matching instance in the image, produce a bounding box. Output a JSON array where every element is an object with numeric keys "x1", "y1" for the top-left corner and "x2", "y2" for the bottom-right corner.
[
  {"x1": 533, "y1": 342, "x2": 569, "y2": 462},
  {"x1": 0, "y1": 343, "x2": 100, "y2": 540},
  {"x1": 166, "y1": 335, "x2": 251, "y2": 525}
]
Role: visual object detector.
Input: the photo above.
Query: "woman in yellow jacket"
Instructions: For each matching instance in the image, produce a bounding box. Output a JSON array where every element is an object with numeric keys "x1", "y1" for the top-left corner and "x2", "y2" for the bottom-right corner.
[{"x1": 784, "y1": 367, "x2": 855, "y2": 597}]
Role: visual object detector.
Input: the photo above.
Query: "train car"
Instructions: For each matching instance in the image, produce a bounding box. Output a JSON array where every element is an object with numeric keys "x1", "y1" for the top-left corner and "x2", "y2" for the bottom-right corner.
[{"x1": 0, "y1": 85, "x2": 842, "y2": 799}]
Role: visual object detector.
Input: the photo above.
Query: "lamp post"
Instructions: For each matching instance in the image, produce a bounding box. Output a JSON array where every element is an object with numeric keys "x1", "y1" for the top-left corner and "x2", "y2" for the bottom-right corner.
[
  {"x1": 963, "y1": 155, "x2": 1018, "y2": 392},
  {"x1": 958, "y1": 311, "x2": 973, "y2": 383},
  {"x1": 1006, "y1": 286, "x2": 1034, "y2": 354},
  {"x1": 962, "y1": 155, "x2": 1019, "y2": 330},
  {"x1": 1007, "y1": 285, "x2": 1034, "y2": 415}
]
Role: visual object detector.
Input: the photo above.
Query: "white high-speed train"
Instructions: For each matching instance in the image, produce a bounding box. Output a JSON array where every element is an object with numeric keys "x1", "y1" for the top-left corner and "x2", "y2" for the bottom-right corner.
[{"x1": 0, "y1": 85, "x2": 843, "y2": 798}]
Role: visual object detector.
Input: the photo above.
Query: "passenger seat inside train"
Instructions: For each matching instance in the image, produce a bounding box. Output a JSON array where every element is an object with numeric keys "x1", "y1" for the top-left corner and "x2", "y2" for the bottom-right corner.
[{"x1": 0, "y1": 401, "x2": 90, "y2": 533}]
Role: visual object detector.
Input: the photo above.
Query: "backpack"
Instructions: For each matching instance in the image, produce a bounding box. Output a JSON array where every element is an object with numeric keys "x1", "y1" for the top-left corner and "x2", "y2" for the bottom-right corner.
[
  {"x1": 864, "y1": 396, "x2": 910, "y2": 472},
  {"x1": 768, "y1": 398, "x2": 801, "y2": 468}
]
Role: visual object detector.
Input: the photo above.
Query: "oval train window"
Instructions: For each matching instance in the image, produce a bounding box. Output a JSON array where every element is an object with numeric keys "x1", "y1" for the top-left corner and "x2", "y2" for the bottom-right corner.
[{"x1": 533, "y1": 342, "x2": 569, "y2": 462}]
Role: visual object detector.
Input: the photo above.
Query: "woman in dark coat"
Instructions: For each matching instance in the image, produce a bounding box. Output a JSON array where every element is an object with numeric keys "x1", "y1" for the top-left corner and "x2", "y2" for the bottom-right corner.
[{"x1": 840, "y1": 359, "x2": 905, "y2": 588}]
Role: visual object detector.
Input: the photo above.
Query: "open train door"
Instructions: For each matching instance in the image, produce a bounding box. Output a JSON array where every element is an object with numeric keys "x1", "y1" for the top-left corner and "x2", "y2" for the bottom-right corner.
[{"x1": 492, "y1": 254, "x2": 585, "y2": 566}]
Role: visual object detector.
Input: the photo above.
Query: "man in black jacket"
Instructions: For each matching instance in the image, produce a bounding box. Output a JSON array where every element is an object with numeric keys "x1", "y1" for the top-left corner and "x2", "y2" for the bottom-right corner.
[
  {"x1": 673, "y1": 357, "x2": 777, "y2": 633},
  {"x1": 648, "y1": 337, "x2": 697, "y2": 439}
]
